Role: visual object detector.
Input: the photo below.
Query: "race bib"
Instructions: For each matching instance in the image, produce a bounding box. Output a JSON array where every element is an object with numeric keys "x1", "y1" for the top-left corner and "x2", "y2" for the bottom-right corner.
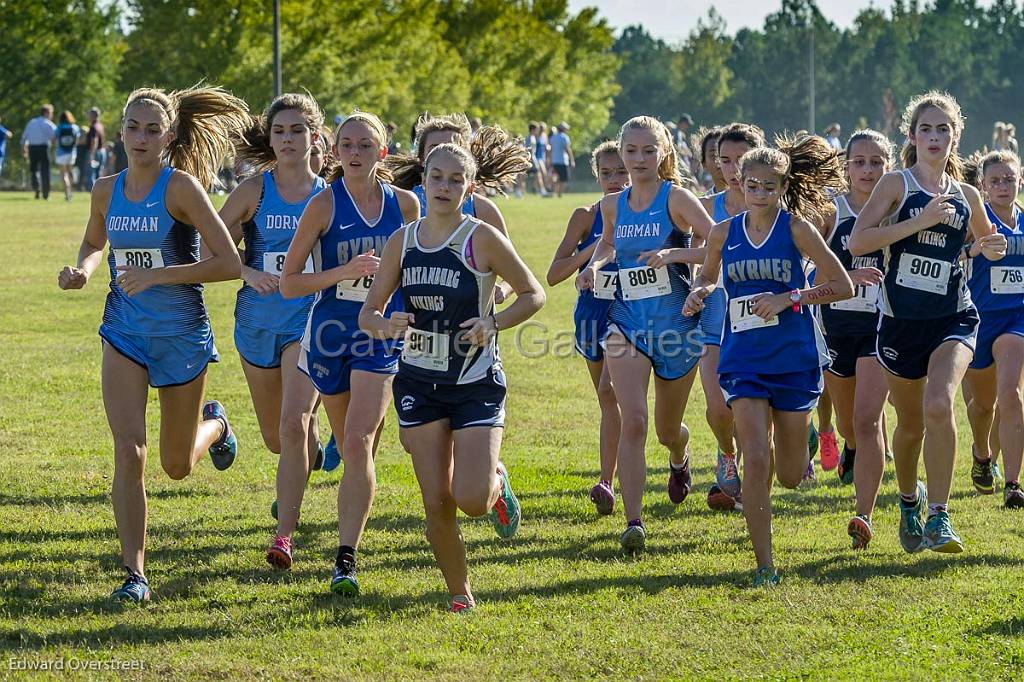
[
  {"x1": 895, "y1": 253, "x2": 951, "y2": 294},
  {"x1": 401, "y1": 328, "x2": 449, "y2": 372},
  {"x1": 990, "y1": 266, "x2": 1024, "y2": 294},
  {"x1": 729, "y1": 293, "x2": 780, "y2": 333},
  {"x1": 336, "y1": 275, "x2": 374, "y2": 302},
  {"x1": 593, "y1": 270, "x2": 619, "y2": 300},
  {"x1": 830, "y1": 283, "x2": 879, "y2": 313},
  {"x1": 113, "y1": 248, "x2": 164, "y2": 269},
  {"x1": 619, "y1": 265, "x2": 670, "y2": 301},
  {"x1": 263, "y1": 251, "x2": 313, "y2": 275}
]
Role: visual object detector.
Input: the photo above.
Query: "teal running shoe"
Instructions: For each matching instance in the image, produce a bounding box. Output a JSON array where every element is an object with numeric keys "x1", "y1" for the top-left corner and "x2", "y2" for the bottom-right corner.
[
  {"x1": 923, "y1": 511, "x2": 963, "y2": 553},
  {"x1": 202, "y1": 400, "x2": 237, "y2": 470},
  {"x1": 490, "y1": 462, "x2": 521, "y2": 539},
  {"x1": 808, "y1": 421, "x2": 819, "y2": 458},
  {"x1": 752, "y1": 565, "x2": 780, "y2": 587},
  {"x1": 898, "y1": 481, "x2": 927, "y2": 553},
  {"x1": 111, "y1": 567, "x2": 150, "y2": 603}
]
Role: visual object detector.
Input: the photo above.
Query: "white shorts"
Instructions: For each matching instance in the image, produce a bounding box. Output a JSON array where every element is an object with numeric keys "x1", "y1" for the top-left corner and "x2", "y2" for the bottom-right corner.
[{"x1": 56, "y1": 152, "x2": 76, "y2": 166}]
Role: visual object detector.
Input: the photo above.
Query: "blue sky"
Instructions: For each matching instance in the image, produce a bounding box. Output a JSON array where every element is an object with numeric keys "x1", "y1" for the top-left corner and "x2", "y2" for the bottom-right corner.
[{"x1": 567, "y1": 0, "x2": 996, "y2": 42}]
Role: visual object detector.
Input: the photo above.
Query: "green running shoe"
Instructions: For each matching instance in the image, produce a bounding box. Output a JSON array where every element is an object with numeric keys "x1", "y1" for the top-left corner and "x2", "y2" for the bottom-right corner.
[
  {"x1": 808, "y1": 421, "x2": 819, "y2": 458},
  {"x1": 923, "y1": 511, "x2": 963, "y2": 553},
  {"x1": 971, "y1": 449, "x2": 994, "y2": 494},
  {"x1": 490, "y1": 462, "x2": 521, "y2": 539},
  {"x1": 898, "y1": 481, "x2": 927, "y2": 553},
  {"x1": 330, "y1": 558, "x2": 359, "y2": 597},
  {"x1": 619, "y1": 521, "x2": 646, "y2": 553},
  {"x1": 752, "y1": 565, "x2": 780, "y2": 587}
]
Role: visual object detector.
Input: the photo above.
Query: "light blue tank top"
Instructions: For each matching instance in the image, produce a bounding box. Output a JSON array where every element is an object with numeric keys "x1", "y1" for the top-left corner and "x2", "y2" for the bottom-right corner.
[
  {"x1": 102, "y1": 167, "x2": 207, "y2": 336},
  {"x1": 236, "y1": 171, "x2": 325, "y2": 332}
]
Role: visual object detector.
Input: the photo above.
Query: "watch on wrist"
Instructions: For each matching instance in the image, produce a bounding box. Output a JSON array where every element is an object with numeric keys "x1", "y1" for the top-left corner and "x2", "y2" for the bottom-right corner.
[{"x1": 789, "y1": 289, "x2": 801, "y2": 312}]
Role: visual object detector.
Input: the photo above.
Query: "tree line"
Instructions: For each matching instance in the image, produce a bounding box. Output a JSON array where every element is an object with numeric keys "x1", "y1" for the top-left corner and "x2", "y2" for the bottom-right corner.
[
  {"x1": 3, "y1": 0, "x2": 1023, "y2": 161},
  {"x1": 612, "y1": 0, "x2": 1024, "y2": 153}
]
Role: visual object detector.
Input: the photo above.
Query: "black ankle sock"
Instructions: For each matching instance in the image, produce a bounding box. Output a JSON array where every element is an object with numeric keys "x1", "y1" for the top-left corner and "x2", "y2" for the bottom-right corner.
[{"x1": 336, "y1": 545, "x2": 356, "y2": 568}]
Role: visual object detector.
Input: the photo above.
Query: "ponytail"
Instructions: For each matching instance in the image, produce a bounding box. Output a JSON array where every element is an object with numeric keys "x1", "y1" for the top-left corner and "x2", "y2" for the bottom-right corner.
[
  {"x1": 124, "y1": 85, "x2": 250, "y2": 190},
  {"x1": 235, "y1": 92, "x2": 325, "y2": 173},
  {"x1": 740, "y1": 134, "x2": 845, "y2": 224}
]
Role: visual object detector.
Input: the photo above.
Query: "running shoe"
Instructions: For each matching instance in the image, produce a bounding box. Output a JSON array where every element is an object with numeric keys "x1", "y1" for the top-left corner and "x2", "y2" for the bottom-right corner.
[
  {"x1": 752, "y1": 565, "x2": 780, "y2": 587},
  {"x1": 620, "y1": 520, "x2": 646, "y2": 553},
  {"x1": 715, "y1": 449, "x2": 741, "y2": 498},
  {"x1": 667, "y1": 456, "x2": 692, "y2": 504},
  {"x1": 801, "y1": 457, "x2": 816, "y2": 483},
  {"x1": 266, "y1": 534, "x2": 293, "y2": 570},
  {"x1": 838, "y1": 445, "x2": 855, "y2": 485},
  {"x1": 110, "y1": 567, "x2": 150, "y2": 603},
  {"x1": 313, "y1": 441, "x2": 325, "y2": 471},
  {"x1": 270, "y1": 499, "x2": 278, "y2": 520},
  {"x1": 490, "y1": 462, "x2": 521, "y2": 539},
  {"x1": 847, "y1": 514, "x2": 873, "y2": 550},
  {"x1": 819, "y1": 429, "x2": 840, "y2": 472},
  {"x1": 971, "y1": 448, "x2": 994, "y2": 494},
  {"x1": 1004, "y1": 481, "x2": 1024, "y2": 509},
  {"x1": 202, "y1": 400, "x2": 237, "y2": 471},
  {"x1": 330, "y1": 558, "x2": 359, "y2": 597},
  {"x1": 923, "y1": 511, "x2": 963, "y2": 553},
  {"x1": 898, "y1": 481, "x2": 927, "y2": 553},
  {"x1": 808, "y1": 421, "x2": 819, "y2": 458},
  {"x1": 589, "y1": 480, "x2": 615, "y2": 516},
  {"x1": 885, "y1": 449, "x2": 894, "y2": 463},
  {"x1": 323, "y1": 433, "x2": 340, "y2": 472},
  {"x1": 450, "y1": 595, "x2": 475, "y2": 614},
  {"x1": 992, "y1": 462, "x2": 1003, "y2": 483},
  {"x1": 707, "y1": 484, "x2": 740, "y2": 512}
]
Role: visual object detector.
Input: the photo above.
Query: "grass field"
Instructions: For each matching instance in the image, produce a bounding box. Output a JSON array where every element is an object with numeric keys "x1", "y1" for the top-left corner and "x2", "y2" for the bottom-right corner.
[{"x1": 1, "y1": 190, "x2": 1022, "y2": 681}]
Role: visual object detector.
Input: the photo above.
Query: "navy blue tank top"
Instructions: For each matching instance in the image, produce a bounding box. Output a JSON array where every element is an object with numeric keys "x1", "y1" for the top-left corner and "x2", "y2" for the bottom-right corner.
[
  {"x1": 399, "y1": 217, "x2": 499, "y2": 385},
  {"x1": 879, "y1": 169, "x2": 973, "y2": 319},
  {"x1": 821, "y1": 195, "x2": 883, "y2": 336}
]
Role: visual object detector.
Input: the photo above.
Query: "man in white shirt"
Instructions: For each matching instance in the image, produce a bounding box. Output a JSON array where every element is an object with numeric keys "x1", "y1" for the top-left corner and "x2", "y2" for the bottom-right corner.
[
  {"x1": 824, "y1": 123, "x2": 843, "y2": 151},
  {"x1": 21, "y1": 104, "x2": 57, "y2": 199}
]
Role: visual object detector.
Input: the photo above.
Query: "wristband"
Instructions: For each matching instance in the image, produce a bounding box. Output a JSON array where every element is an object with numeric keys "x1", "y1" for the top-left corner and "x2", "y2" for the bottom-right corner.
[{"x1": 789, "y1": 289, "x2": 801, "y2": 312}]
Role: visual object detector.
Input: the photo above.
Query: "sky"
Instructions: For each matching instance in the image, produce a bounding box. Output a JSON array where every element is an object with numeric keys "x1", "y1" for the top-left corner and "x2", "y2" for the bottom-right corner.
[{"x1": 566, "y1": 0, "x2": 994, "y2": 42}]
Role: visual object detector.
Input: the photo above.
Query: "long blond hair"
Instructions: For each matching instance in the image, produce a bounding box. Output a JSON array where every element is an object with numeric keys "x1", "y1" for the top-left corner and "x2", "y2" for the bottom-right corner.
[
  {"x1": 899, "y1": 91, "x2": 965, "y2": 182},
  {"x1": 123, "y1": 85, "x2": 250, "y2": 190},
  {"x1": 327, "y1": 110, "x2": 392, "y2": 183},
  {"x1": 618, "y1": 116, "x2": 695, "y2": 189}
]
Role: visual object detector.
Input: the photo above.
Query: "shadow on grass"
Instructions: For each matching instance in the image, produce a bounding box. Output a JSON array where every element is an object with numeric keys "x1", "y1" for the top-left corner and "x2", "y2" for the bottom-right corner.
[
  {"x1": 788, "y1": 552, "x2": 1021, "y2": 584},
  {"x1": 977, "y1": 616, "x2": 1024, "y2": 638},
  {"x1": 0, "y1": 487, "x2": 208, "y2": 509},
  {"x1": 0, "y1": 622, "x2": 233, "y2": 652}
]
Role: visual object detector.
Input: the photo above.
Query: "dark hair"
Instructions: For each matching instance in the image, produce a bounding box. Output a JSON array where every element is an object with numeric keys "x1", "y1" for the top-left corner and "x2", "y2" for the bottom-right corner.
[
  {"x1": 739, "y1": 134, "x2": 846, "y2": 224},
  {"x1": 388, "y1": 115, "x2": 530, "y2": 195},
  {"x1": 899, "y1": 91, "x2": 965, "y2": 182},
  {"x1": 59, "y1": 111, "x2": 75, "y2": 125},
  {"x1": 979, "y1": 149, "x2": 1021, "y2": 175},
  {"x1": 123, "y1": 85, "x2": 250, "y2": 190},
  {"x1": 590, "y1": 140, "x2": 621, "y2": 178},
  {"x1": 235, "y1": 92, "x2": 325, "y2": 172},
  {"x1": 697, "y1": 126, "x2": 722, "y2": 165},
  {"x1": 718, "y1": 122, "x2": 766, "y2": 151},
  {"x1": 844, "y1": 129, "x2": 894, "y2": 162}
]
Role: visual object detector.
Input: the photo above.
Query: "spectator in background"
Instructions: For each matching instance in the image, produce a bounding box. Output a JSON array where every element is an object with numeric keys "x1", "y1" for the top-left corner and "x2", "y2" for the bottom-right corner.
[
  {"x1": 675, "y1": 113, "x2": 694, "y2": 168},
  {"x1": 825, "y1": 122, "x2": 843, "y2": 150},
  {"x1": 386, "y1": 121, "x2": 400, "y2": 154},
  {"x1": 74, "y1": 120, "x2": 91, "y2": 190},
  {"x1": 111, "y1": 132, "x2": 128, "y2": 174},
  {"x1": 54, "y1": 111, "x2": 81, "y2": 201},
  {"x1": 85, "y1": 108, "x2": 105, "y2": 190},
  {"x1": 523, "y1": 121, "x2": 549, "y2": 197},
  {"x1": 21, "y1": 104, "x2": 56, "y2": 199},
  {"x1": 993, "y1": 121, "x2": 1019, "y2": 154},
  {"x1": 469, "y1": 116, "x2": 482, "y2": 141},
  {"x1": 0, "y1": 116, "x2": 12, "y2": 178},
  {"x1": 548, "y1": 121, "x2": 574, "y2": 198}
]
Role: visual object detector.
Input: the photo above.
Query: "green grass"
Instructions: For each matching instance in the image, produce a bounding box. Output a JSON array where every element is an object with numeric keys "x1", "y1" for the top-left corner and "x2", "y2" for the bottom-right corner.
[{"x1": 0, "y1": 191, "x2": 1022, "y2": 681}]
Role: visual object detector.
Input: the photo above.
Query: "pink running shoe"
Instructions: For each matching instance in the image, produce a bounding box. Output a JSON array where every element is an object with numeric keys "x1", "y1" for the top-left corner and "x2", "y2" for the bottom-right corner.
[
  {"x1": 819, "y1": 429, "x2": 840, "y2": 472},
  {"x1": 266, "y1": 534, "x2": 293, "y2": 570},
  {"x1": 590, "y1": 480, "x2": 615, "y2": 515}
]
